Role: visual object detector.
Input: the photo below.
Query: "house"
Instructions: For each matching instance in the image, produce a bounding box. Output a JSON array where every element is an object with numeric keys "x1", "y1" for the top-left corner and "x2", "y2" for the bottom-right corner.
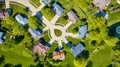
[
  {"x1": 33, "y1": 42, "x2": 49, "y2": 55},
  {"x1": 0, "y1": 9, "x2": 12, "y2": 20},
  {"x1": 67, "y1": 10, "x2": 79, "y2": 23},
  {"x1": 78, "y1": 25, "x2": 88, "y2": 38},
  {"x1": 28, "y1": 28, "x2": 42, "y2": 40},
  {"x1": 52, "y1": 2, "x2": 64, "y2": 16},
  {"x1": 70, "y1": 43, "x2": 84, "y2": 57},
  {"x1": 52, "y1": 50, "x2": 65, "y2": 60},
  {"x1": 0, "y1": 31, "x2": 5, "y2": 44},
  {"x1": 92, "y1": 0, "x2": 111, "y2": 10},
  {"x1": 42, "y1": 0, "x2": 51, "y2": 4},
  {"x1": 36, "y1": 12, "x2": 43, "y2": 21},
  {"x1": 15, "y1": 14, "x2": 28, "y2": 26}
]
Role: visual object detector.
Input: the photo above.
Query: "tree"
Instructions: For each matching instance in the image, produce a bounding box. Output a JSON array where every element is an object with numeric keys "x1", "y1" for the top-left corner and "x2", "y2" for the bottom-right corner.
[
  {"x1": 0, "y1": 55, "x2": 5, "y2": 65},
  {"x1": 74, "y1": 57, "x2": 87, "y2": 67}
]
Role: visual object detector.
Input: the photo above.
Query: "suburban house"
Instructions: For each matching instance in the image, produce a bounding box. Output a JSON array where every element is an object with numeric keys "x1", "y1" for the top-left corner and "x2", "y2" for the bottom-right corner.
[
  {"x1": 42, "y1": 0, "x2": 51, "y2": 4},
  {"x1": 0, "y1": 31, "x2": 5, "y2": 44},
  {"x1": 78, "y1": 25, "x2": 88, "y2": 38},
  {"x1": 52, "y1": 2, "x2": 64, "y2": 16},
  {"x1": 28, "y1": 28, "x2": 42, "y2": 40},
  {"x1": 92, "y1": 0, "x2": 111, "y2": 10},
  {"x1": 0, "y1": 9, "x2": 12, "y2": 20},
  {"x1": 67, "y1": 10, "x2": 79, "y2": 23},
  {"x1": 36, "y1": 12, "x2": 43, "y2": 21},
  {"x1": 15, "y1": 14, "x2": 28, "y2": 27},
  {"x1": 52, "y1": 50, "x2": 65, "y2": 60},
  {"x1": 33, "y1": 42, "x2": 49, "y2": 55},
  {"x1": 70, "y1": 43, "x2": 84, "y2": 57}
]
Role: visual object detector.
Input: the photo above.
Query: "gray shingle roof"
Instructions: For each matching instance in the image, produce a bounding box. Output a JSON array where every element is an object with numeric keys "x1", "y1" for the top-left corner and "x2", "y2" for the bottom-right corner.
[
  {"x1": 67, "y1": 10, "x2": 79, "y2": 23},
  {"x1": 42, "y1": 0, "x2": 51, "y2": 4},
  {"x1": 70, "y1": 43, "x2": 84, "y2": 57},
  {"x1": 28, "y1": 28, "x2": 42, "y2": 39},
  {"x1": 15, "y1": 14, "x2": 28, "y2": 26},
  {"x1": 78, "y1": 25, "x2": 87, "y2": 38},
  {"x1": 53, "y1": 2, "x2": 64, "y2": 16},
  {"x1": 93, "y1": 0, "x2": 111, "y2": 10}
]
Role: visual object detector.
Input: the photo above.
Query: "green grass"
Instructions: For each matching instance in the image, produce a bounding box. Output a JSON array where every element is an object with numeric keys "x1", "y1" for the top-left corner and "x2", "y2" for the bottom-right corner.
[
  {"x1": 56, "y1": 16, "x2": 68, "y2": 25},
  {"x1": 67, "y1": 36, "x2": 80, "y2": 45},
  {"x1": 41, "y1": 7, "x2": 55, "y2": 21},
  {"x1": 0, "y1": 4, "x2": 5, "y2": 10},
  {"x1": 10, "y1": 4, "x2": 30, "y2": 17},
  {"x1": 67, "y1": 21, "x2": 81, "y2": 34},
  {"x1": 31, "y1": 0, "x2": 40, "y2": 7},
  {"x1": 0, "y1": 44, "x2": 35, "y2": 66},
  {"x1": 89, "y1": 46, "x2": 112, "y2": 67},
  {"x1": 54, "y1": 29, "x2": 62, "y2": 37},
  {"x1": 42, "y1": 31, "x2": 50, "y2": 42}
]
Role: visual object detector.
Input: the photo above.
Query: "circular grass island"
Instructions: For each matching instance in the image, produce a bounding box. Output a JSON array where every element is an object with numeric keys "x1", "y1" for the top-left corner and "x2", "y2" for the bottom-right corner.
[{"x1": 54, "y1": 29, "x2": 62, "y2": 37}]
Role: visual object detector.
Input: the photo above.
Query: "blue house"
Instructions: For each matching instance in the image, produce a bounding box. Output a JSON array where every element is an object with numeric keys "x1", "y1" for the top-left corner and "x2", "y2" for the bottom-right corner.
[
  {"x1": 0, "y1": 31, "x2": 5, "y2": 44},
  {"x1": 78, "y1": 25, "x2": 88, "y2": 38},
  {"x1": 28, "y1": 28, "x2": 42, "y2": 40},
  {"x1": 42, "y1": 0, "x2": 51, "y2": 4},
  {"x1": 15, "y1": 14, "x2": 28, "y2": 27},
  {"x1": 70, "y1": 43, "x2": 84, "y2": 57},
  {"x1": 36, "y1": 12, "x2": 43, "y2": 21},
  {"x1": 52, "y1": 2, "x2": 64, "y2": 16}
]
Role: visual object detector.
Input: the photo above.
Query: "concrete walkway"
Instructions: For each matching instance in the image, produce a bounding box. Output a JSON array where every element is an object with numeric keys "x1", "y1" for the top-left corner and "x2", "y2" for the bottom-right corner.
[
  {"x1": 5, "y1": 0, "x2": 79, "y2": 47},
  {"x1": 5, "y1": 0, "x2": 45, "y2": 15}
]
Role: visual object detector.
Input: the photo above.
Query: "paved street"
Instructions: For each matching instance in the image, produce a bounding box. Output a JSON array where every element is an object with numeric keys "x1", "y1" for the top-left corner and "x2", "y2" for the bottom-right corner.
[{"x1": 5, "y1": 0, "x2": 78, "y2": 47}]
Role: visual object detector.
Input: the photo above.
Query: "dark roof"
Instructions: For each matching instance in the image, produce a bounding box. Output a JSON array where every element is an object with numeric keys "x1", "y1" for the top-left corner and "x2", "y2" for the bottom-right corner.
[
  {"x1": 36, "y1": 12, "x2": 43, "y2": 21},
  {"x1": 70, "y1": 43, "x2": 84, "y2": 57},
  {"x1": 95, "y1": 11, "x2": 106, "y2": 17}
]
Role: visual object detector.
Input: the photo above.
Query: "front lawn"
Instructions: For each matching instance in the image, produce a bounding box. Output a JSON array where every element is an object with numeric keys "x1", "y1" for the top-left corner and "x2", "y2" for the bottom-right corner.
[
  {"x1": 67, "y1": 21, "x2": 81, "y2": 34},
  {"x1": 30, "y1": 0, "x2": 40, "y2": 7},
  {"x1": 40, "y1": 6, "x2": 55, "y2": 21},
  {"x1": 67, "y1": 36, "x2": 80, "y2": 45},
  {"x1": 56, "y1": 16, "x2": 68, "y2": 25},
  {"x1": 42, "y1": 31, "x2": 51, "y2": 42},
  {"x1": 10, "y1": 4, "x2": 30, "y2": 17}
]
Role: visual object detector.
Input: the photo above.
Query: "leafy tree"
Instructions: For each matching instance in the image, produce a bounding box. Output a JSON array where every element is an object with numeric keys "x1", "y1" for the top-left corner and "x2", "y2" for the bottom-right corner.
[{"x1": 0, "y1": 55, "x2": 5, "y2": 65}]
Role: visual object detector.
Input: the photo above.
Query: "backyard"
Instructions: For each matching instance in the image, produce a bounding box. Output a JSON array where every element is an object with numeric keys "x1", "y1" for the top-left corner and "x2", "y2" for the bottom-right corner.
[{"x1": 89, "y1": 46, "x2": 112, "y2": 67}]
